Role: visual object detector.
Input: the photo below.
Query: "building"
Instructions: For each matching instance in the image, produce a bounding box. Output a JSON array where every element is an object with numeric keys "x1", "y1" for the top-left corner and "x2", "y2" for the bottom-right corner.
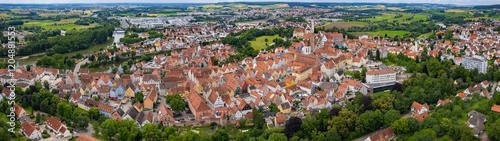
[
  {"x1": 20, "y1": 122, "x2": 42, "y2": 140},
  {"x1": 274, "y1": 112, "x2": 286, "y2": 128},
  {"x1": 98, "y1": 103, "x2": 113, "y2": 117},
  {"x1": 411, "y1": 101, "x2": 429, "y2": 115},
  {"x1": 366, "y1": 69, "x2": 396, "y2": 84},
  {"x1": 157, "y1": 105, "x2": 175, "y2": 126},
  {"x1": 45, "y1": 117, "x2": 71, "y2": 137},
  {"x1": 467, "y1": 110, "x2": 488, "y2": 136},
  {"x1": 461, "y1": 57, "x2": 487, "y2": 74},
  {"x1": 363, "y1": 127, "x2": 395, "y2": 141}
]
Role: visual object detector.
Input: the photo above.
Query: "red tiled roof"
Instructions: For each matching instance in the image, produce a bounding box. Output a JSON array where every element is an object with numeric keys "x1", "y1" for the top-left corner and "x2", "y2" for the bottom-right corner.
[{"x1": 492, "y1": 105, "x2": 500, "y2": 113}]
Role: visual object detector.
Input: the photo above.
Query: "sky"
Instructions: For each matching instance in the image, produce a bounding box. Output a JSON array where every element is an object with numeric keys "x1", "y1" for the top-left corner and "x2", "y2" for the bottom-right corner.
[{"x1": 0, "y1": 0, "x2": 499, "y2": 5}]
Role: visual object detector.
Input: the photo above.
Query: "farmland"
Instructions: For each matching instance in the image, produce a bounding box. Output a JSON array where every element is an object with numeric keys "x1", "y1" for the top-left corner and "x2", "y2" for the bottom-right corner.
[
  {"x1": 320, "y1": 21, "x2": 367, "y2": 29},
  {"x1": 351, "y1": 30, "x2": 410, "y2": 38},
  {"x1": 21, "y1": 18, "x2": 97, "y2": 30},
  {"x1": 359, "y1": 13, "x2": 429, "y2": 23}
]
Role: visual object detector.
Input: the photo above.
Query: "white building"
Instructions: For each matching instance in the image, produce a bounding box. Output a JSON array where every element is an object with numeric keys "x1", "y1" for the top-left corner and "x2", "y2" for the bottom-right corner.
[
  {"x1": 462, "y1": 57, "x2": 487, "y2": 74},
  {"x1": 365, "y1": 69, "x2": 396, "y2": 84}
]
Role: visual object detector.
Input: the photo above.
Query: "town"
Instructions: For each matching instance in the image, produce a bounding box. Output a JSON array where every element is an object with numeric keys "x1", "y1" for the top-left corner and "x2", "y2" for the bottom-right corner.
[{"x1": 1, "y1": 2, "x2": 500, "y2": 141}]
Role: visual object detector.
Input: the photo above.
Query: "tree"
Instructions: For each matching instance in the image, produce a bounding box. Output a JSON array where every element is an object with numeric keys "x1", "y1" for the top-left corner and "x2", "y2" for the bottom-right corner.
[
  {"x1": 421, "y1": 117, "x2": 438, "y2": 129},
  {"x1": 269, "y1": 103, "x2": 279, "y2": 112},
  {"x1": 75, "y1": 115, "x2": 90, "y2": 128},
  {"x1": 328, "y1": 109, "x2": 359, "y2": 138},
  {"x1": 376, "y1": 49, "x2": 380, "y2": 60},
  {"x1": 252, "y1": 108, "x2": 265, "y2": 129},
  {"x1": 410, "y1": 129, "x2": 437, "y2": 141},
  {"x1": 392, "y1": 118, "x2": 410, "y2": 135},
  {"x1": 359, "y1": 110, "x2": 383, "y2": 132},
  {"x1": 326, "y1": 128, "x2": 342, "y2": 141},
  {"x1": 170, "y1": 98, "x2": 186, "y2": 113},
  {"x1": 43, "y1": 80, "x2": 50, "y2": 90},
  {"x1": 359, "y1": 95, "x2": 373, "y2": 111},
  {"x1": 89, "y1": 107, "x2": 100, "y2": 120},
  {"x1": 211, "y1": 129, "x2": 230, "y2": 141},
  {"x1": 407, "y1": 118, "x2": 421, "y2": 132},
  {"x1": 142, "y1": 123, "x2": 160, "y2": 139},
  {"x1": 284, "y1": 117, "x2": 302, "y2": 138},
  {"x1": 329, "y1": 107, "x2": 341, "y2": 117},
  {"x1": 234, "y1": 85, "x2": 242, "y2": 95},
  {"x1": 101, "y1": 119, "x2": 118, "y2": 138},
  {"x1": 268, "y1": 133, "x2": 287, "y2": 141},
  {"x1": 35, "y1": 113, "x2": 41, "y2": 123},
  {"x1": 117, "y1": 119, "x2": 140, "y2": 141},
  {"x1": 488, "y1": 119, "x2": 500, "y2": 141}
]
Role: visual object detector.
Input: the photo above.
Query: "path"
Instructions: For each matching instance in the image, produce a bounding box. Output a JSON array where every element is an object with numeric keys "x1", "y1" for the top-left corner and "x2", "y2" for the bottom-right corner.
[{"x1": 73, "y1": 58, "x2": 89, "y2": 84}]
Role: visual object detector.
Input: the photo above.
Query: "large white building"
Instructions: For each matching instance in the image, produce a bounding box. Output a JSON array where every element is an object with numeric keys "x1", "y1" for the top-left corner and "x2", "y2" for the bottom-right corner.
[
  {"x1": 462, "y1": 57, "x2": 487, "y2": 74},
  {"x1": 366, "y1": 69, "x2": 396, "y2": 84}
]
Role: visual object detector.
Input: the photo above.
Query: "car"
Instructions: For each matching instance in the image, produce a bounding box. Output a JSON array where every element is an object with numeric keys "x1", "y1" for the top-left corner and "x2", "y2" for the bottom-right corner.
[{"x1": 75, "y1": 130, "x2": 79, "y2": 133}]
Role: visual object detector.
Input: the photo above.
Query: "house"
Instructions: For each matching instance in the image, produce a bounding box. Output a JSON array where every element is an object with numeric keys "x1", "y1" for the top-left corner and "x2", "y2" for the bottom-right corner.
[
  {"x1": 467, "y1": 110, "x2": 488, "y2": 136},
  {"x1": 278, "y1": 102, "x2": 291, "y2": 114},
  {"x1": 76, "y1": 134, "x2": 100, "y2": 141},
  {"x1": 363, "y1": 127, "x2": 395, "y2": 141},
  {"x1": 274, "y1": 112, "x2": 286, "y2": 128},
  {"x1": 20, "y1": 121, "x2": 42, "y2": 140},
  {"x1": 187, "y1": 91, "x2": 212, "y2": 120},
  {"x1": 14, "y1": 104, "x2": 27, "y2": 119},
  {"x1": 111, "y1": 108, "x2": 125, "y2": 121},
  {"x1": 436, "y1": 99, "x2": 452, "y2": 107},
  {"x1": 413, "y1": 112, "x2": 430, "y2": 123},
  {"x1": 492, "y1": 105, "x2": 500, "y2": 113},
  {"x1": 45, "y1": 117, "x2": 71, "y2": 137},
  {"x1": 157, "y1": 105, "x2": 175, "y2": 126},
  {"x1": 411, "y1": 101, "x2": 429, "y2": 115},
  {"x1": 98, "y1": 103, "x2": 113, "y2": 118},
  {"x1": 144, "y1": 88, "x2": 158, "y2": 109}
]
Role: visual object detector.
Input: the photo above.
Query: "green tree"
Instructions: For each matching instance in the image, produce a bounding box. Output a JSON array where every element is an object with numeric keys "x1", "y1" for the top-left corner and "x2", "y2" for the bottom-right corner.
[
  {"x1": 117, "y1": 119, "x2": 140, "y2": 141},
  {"x1": 488, "y1": 119, "x2": 500, "y2": 141},
  {"x1": 75, "y1": 115, "x2": 90, "y2": 128},
  {"x1": 421, "y1": 117, "x2": 438, "y2": 129},
  {"x1": 43, "y1": 80, "x2": 50, "y2": 90},
  {"x1": 89, "y1": 107, "x2": 100, "y2": 120},
  {"x1": 36, "y1": 113, "x2": 41, "y2": 123},
  {"x1": 392, "y1": 118, "x2": 409, "y2": 135},
  {"x1": 268, "y1": 133, "x2": 287, "y2": 141},
  {"x1": 101, "y1": 119, "x2": 118, "y2": 138},
  {"x1": 211, "y1": 129, "x2": 230, "y2": 141},
  {"x1": 384, "y1": 110, "x2": 401, "y2": 127},
  {"x1": 326, "y1": 128, "x2": 342, "y2": 141},
  {"x1": 376, "y1": 49, "x2": 380, "y2": 60},
  {"x1": 359, "y1": 110, "x2": 383, "y2": 132},
  {"x1": 142, "y1": 123, "x2": 160, "y2": 139},
  {"x1": 170, "y1": 98, "x2": 186, "y2": 113},
  {"x1": 252, "y1": 108, "x2": 265, "y2": 129}
]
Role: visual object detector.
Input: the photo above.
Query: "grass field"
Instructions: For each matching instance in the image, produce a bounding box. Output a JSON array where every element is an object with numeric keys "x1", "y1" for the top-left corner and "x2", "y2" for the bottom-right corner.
[
  {"x1": 21, "y1": 18, "x2": 96, "y2": 30},
  {"x1": 360, "y1": 13, "x2": 428, "y2": 23},
  {"x1": 355, "y1": 30, "x2": 410, "y2": 37},
  {"x1": 352, "y1": 30, "x2": 410, "y2": 37},
  {"x1": 321, "y1": 21, "x2": 367, "y2": 29},
  {"x1": 249, "y1": 35, "x2": 281, "y2": 50}
]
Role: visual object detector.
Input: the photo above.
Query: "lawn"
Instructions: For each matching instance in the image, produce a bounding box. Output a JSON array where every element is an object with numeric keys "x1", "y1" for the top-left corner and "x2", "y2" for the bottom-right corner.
[
  {"x1": 351, "y1": 30, "x2": 410, "y2": 38},
  {"x1": 249, "y1": 34, "x2": 281, "y2": 51},
  {"x1": 92, "y1": 133, "x2": 115, "y2": 141},
  {"x1": 372, "y1": 91, "x2": 391, "y2": 99}
]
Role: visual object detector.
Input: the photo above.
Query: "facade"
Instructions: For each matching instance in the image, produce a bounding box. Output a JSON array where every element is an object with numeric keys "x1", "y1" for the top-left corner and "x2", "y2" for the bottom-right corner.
[
  {"x1": 366, "y1": 69, "x2": 396, "y2": 84},
  {"x1": 462, "y1": 57, "x2": 487, "y2": 74},
  {"x1": 20, "y1": 122, "x2": 42, "y2": 140}
]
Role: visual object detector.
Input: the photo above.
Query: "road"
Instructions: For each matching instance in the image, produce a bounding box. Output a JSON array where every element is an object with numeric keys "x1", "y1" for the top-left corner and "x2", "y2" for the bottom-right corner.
[{"x1": 73, "y1": 58, "x2": 89, "y2": 84}]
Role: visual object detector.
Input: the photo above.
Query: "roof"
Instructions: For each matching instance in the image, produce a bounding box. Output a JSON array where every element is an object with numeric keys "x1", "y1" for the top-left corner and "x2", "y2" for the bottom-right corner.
[
  {"x1": 411, "y1": 101, "x2": 429, "y2": 111},
  {"x1": 76, "y1": 134, "x2": 100, "y2": 141},
  {"x1": 366, "y1": 69, "x2": 396, "y2": 75},
  {"x1": 20, "y1": 121, "x2": 38, "y2": 137},
  {"x1": 491, "y1": 105, "x2": 500, "y2": 113},
  {"x1": 367, "y1": 127, "x2": 395, "y2": 141}
]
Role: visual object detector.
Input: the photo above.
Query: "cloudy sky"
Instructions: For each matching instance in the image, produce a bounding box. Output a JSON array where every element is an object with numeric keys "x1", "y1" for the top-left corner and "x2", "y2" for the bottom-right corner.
[{"x1": 1, "y1": 0, "x2": 499, "y2": 5}]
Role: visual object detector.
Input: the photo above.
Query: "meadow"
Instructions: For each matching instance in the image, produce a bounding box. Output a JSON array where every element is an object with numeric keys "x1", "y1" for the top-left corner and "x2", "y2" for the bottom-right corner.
[
  {"x1": 249, "y1": 34, "x2": 281, "y2": 50},
  {"x1": 351, "y1": 30, "x2": 410, "y2": 38}
]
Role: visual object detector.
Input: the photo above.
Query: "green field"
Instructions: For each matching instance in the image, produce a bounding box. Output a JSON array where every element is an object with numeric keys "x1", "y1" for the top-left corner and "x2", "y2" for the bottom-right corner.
[
  {"x1": 360, "y1": 13, "x2": 428, "y2": 23},
  {"x1": 351, "y1": 30, "x2": 410, "y2": 37},
  {"x1": 249, "y1": 35, "x2": 281, "y2": 50},
  {"x1": 21, "y1": 18, "x2": 96, "y2": 30}
]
